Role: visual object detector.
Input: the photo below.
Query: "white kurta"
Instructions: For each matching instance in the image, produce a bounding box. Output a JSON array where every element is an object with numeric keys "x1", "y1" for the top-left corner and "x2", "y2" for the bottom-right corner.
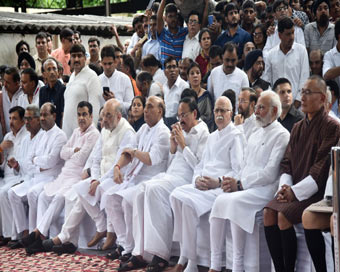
[
  {"x1": 170, "y1": 122, "x2": 246, "y2": 266},
  {"x1": 62, "y1": 66, "x2": 102, "y2": 138},
  {"x1": 210, "y1": 120, "x2": 290, "y2": 233},
  {"x1": 2, "y1": 87, "x2": 23, "y2": 133},
  {"x1": 163, "y1": 76, "x2": 189, "y2": 118},
  {"x1": 105, "y1": 118, "x2": 170, "y2": 254},
  {"x1": 182, "y1": 33, "x2": 200, "y2": 60},
  {"x1": 153, "y1": 68, "x2": 167, "y2": 86},
  {"x1": 207, "y1": 65, "x2": 249, "y2": 107},
  {"x1": 142, "y1": 120, "x2": 210, "y2": 260},
  {"x1": 17, "y1": 85, "x2": 41, "y2": 109},
  {"x1": 235, "y1": 114, "x2": 259, "y2": 142},
  {"x1": 99, "y1": 70, "x2": 134, "y2": 112}
]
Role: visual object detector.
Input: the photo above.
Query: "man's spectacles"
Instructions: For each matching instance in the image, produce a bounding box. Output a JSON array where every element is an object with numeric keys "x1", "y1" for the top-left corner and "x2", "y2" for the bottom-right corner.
[
  {"x1": 276, "y1": 6, "x2": 288, "y2": 12},
  {"x1": 214, "y1": 108, "x2": 231, "y2": 114},
  {"x1": 188, "y1": 19, "x2": 199, "y2": 25},
  {"x1": 177, "y1": 111, "x2": 192, "y2": 120},
  {"x1": 301, "y1": 89, "x2": 323, "y2": 96}
]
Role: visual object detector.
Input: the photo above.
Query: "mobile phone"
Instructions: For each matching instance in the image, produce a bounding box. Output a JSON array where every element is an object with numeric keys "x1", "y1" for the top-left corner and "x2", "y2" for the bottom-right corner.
[
  {"x1": 103, "y1": 87, "x2": 109, "y2": 94},
  {"x1": 208, "y1": 15, "x2": 214, "y2": 26}
]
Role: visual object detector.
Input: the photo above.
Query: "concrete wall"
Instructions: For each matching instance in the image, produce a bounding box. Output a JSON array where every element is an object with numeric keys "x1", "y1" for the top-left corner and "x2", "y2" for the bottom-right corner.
[{"x1": 0, "y1": 33, "x2": 131, "y2": 68}]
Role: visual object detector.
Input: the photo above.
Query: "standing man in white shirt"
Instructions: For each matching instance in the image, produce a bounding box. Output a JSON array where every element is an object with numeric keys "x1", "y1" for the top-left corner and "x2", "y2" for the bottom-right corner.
[
  {"x1": 169, "y1": 96, "x2": 246, "y2": 272},
  {"x1": 209, "y1": 91, "x2": 290, "y2": 272},
  {"x1": 142, "y1": 15, "x2": 160, "y2": 60},
  {"x1": 163, "y1": 57, "x2": 189, "y2": 128},
  {"x1": 262, "y1": 17, "x2": 309, "y2": 109},
  {"x1": 100, "y1": 45, "x2": 134, "y2": 113},
  {"x1": 18, "y1": 68, "x2": 40, "y2": 108},
  {"x1": 9, "y1": 103, "x2": 67, "y2": 249},
  {"x1": 62, "y1": 44, "x2": 102, "y2": 138},
  {"x1": 323, "y1": 20, "x2": 340, "y2": 89},
  {"x1": 119, "y1": 97, "x2": 209, "y2": 271},
  {"x1": 182, "y1": 11, "x2": 201, "y2": 60},
  {"x1": 141, "y1": 55, "x2": 167, "y2": 86},
  {"x1": 208, "y1": 42, "x2": 249, "y2": 106}
]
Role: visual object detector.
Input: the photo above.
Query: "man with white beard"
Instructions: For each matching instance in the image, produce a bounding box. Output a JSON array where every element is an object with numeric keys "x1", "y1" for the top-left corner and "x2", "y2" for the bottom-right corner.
[
  {"x1": 208, "y1": 91, "x2": 290, "y2": 272},
  {"x1": 117, "y1": 97, "x2": 209, "y2": 272},
  {"x1": 169, "y1": 96, "x2": 246, "y2": 272}
]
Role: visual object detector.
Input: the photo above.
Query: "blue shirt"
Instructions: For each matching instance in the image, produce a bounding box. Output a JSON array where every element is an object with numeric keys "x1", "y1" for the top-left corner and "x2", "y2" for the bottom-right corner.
[
  {"x1": 214, "y1": 26, "x2": 252, "y2": 58},
  {"x1": 157, "y1": 26, "x2": 188, "y2": 66},
  {"x1": 142, "y1": 38, "x2": 160, "y2": 60}
]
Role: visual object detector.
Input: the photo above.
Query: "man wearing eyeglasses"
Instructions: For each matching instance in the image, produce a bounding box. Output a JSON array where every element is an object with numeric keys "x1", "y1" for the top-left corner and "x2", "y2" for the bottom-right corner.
[
  {"x1": 182, "y1": 11, "x2": 201, "y2": 60},
  {"x1": 264, "y1": 75, "x2": 340, "y2": 272},
  {"x1": 51, "y1": 28, "x2": 74, "y2": 76},
  {"x1": 210, "y1": 90, "x2": 290, "y2": 272},
  {"x1": 170, "y1": 96, "x2": 245, "y2": 272}
]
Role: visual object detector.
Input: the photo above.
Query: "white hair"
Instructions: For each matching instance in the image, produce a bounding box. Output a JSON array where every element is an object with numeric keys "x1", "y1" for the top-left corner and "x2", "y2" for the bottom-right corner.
[
  {"x1": 43, "y1": 58, "x2": 57, "y2": 70},
  {"x1": 259, "y1": 90, "x2": 282, "y2": 119},
  {"x1": 326, "y1": 87, "x2": 332, "y2": 104}
]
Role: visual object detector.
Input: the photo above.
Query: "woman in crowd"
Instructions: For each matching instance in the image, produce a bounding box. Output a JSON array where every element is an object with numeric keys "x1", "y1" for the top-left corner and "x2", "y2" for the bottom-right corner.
[
  {"x1": 195, "y1": 28, "x2": 212, "y2": 78},
  {"x1": 252, "y1": 24, "x2": 267, "y2": 50},
  {"x1": 187, "y1": 62, "x2": 213, "y2": 131},
  {"x1": 130, "y1": 96, "x2": 145, "y2": 132},
  {"x1": 15, "y1": 40, "x2": 30, "y2": 56}
]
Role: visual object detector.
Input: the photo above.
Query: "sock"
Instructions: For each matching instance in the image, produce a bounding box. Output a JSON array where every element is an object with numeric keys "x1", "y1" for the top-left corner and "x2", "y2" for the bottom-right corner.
[
  {"x1": 280, "y1": 227, "x2": 297, "y2": 272},
  {"x1": 304, "y1": 229, "x2": 327, "y2": 272},
  {"x1": 264, "y1": 225, "x2": 285, "y2": 272}
]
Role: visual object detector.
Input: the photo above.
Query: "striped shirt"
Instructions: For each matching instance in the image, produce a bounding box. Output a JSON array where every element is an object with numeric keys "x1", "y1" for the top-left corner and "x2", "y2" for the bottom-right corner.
[{"x1": 157, "y1": 26, "x2": 188, "y2": 66}]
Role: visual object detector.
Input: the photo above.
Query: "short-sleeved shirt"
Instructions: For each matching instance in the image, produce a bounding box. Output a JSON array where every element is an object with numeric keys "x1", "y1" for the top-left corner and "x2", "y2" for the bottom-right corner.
[
  {"x1": 157, "y1": 27, "x2": 188, "y2": 66},
  {"x1": 304, "y1": 22, "x2": 336, "y2": 53},
  {"x1": 214, "y1": 26, "x2": 252, "y2": 58}
]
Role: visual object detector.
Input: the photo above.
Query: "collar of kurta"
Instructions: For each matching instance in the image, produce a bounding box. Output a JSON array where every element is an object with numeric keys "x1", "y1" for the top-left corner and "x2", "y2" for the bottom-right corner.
[
  {"x1": 80, "y1": 123, "x2": 95, "y2": 136},
  {"x1": 148, "y1": 118, "x2": 164, "y2": 132},
  {"x1": 187, "y1": 119, "x2": 207, "y2": 135}
]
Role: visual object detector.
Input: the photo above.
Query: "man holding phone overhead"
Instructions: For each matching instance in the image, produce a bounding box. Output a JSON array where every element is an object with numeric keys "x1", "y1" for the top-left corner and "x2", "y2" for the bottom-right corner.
[{"x1": 99, "y1": 45, "x2": 134, "y2": 115}]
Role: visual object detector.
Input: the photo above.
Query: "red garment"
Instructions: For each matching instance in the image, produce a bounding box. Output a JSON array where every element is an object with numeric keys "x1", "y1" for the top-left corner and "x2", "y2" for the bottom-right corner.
[{"x1": 195, "y1": 51, "x2": 210, "y2": 77}]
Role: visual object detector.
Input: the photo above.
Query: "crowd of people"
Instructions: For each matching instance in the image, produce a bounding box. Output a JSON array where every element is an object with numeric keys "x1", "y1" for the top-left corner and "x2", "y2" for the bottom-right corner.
[{"x1": 0, "y1": 0, "x2": 339, "y2": 271}]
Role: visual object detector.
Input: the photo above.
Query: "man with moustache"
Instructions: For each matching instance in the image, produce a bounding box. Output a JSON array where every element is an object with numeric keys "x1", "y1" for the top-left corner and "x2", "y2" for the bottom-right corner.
[
  {"x1": 208, "y1": 42, "x2": 249, "y2": 107},
  {"x1": 118, "y1": 97, "x2": 209, "y2": 272},
  {"x1": 234, "y1": 87, "x2": 258, "y2": 141},
  {"x1": 264, "y1": 75, "x2": 340, "y2": 272},
  {"x1": 42, "y1": 99, "x2": 135, "y2": 254},
  {"x1": 33, "y1": 32, "x2": 50, "y2": 77},
  {"x1": 62, "y1": 44, "x2": 102, "y2": 138},
  {"x1": 244, "y1": 50, "x2": 270, "y2": 91},
  {"x1": 18, "y1": 68, "x2": 40, "y2": 108},
  {"x1": 0, "y1": 106, "x2": 28, "y2": 246},
  {"x1": 273, "y1": 78, "x2": 304, "y2": 132},
  {"x1": 263, "y1": 17, "x2": 309, "y2": 109},
  {"x1": 86, "y1": 37, "x2": 101, "y2": 72},
  {"x1": 209, "y1": 91, "x2": 290, "y2": 272},
  {"x1": 309, "y1": 49, "x2": 324, "y2": 76},
  {"x1": 8, "y1": 103, "x2": 67, "y2": 249},
  {"x1": 304, "y1": 0, "x2": 336, "y2": 53},
  {"x1": 23, "y1": 101, "x2": 100, "y2": 254},
  {"x1": 169, "y1": 96, "x2": 246, "y2": 272},
  {"x1": 103, "y1": 96, "x2": 170, "y2": 265}
]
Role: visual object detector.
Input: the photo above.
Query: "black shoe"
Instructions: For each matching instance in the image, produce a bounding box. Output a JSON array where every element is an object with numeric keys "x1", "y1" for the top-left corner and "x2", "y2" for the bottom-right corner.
[
  {"x1": 21, "y1": 232, "x2": 37, "y2": 248},
  {"x1": 118, "y1": 255, "x2": 148, "y2": 271},
  {"x1": 52, "y1": 242, "x2": 77, "y2": 255},
  {"x1": 8, "y1": 240, "x2": 23, "y2": 249},
  {"x1": 42, "y1": 239, "x2": 55, "y2": 252},
  {"x1": 0, "y1": 237, "x2": 11, "y2": 247},
  {"x1": 106, "y1": 245, "x2": 124, "y2": 260},
  {"x1": 119, "y1": 253, "x2": 132, "y2": 263},
  {"x1": 25, "y1": 238, "x2": 43, "y2": 255},
  {"x1": 146, "y1": 255, "x2": 168, "y2": 272}
]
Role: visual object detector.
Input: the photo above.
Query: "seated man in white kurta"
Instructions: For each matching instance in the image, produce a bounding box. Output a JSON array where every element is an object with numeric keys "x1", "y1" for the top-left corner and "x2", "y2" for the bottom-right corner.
[
  {"x1": 209, "y1": 91, "x2": 290, "y2": 272},
  {"x1": 8, "y1": 103, "x2": 67, "y2": 248},
  {"x1": 103, "y1": 96, "x2": 170, "y2": 263},
  {"x1": 0, "y1": 106, "x2": 28, "y2": 245},
  {"x1": 22, "y1": 101, "x2": 100, "y2": 254},
  {"x1": 42, "y1": 99, "x2": 136, "y2": 254},
  {"x1": 117, "y1": 97, "x2": 210, "y2": 272},
  {"x1": 169, "y1": 96, "x2": 246, "y2": 272}
]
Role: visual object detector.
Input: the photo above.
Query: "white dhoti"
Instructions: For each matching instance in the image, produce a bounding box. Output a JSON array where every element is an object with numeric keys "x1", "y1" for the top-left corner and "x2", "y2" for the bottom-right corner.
[
  {"x1": 36, "y1": 191, "x2": 65, "y2": 237},
  {"x1": 170, "y1": 184, "x2": 222, "y2": 267},
  {"x1": 0, "y1": 177, "x2": 21, "y2": 238},
  {"x1": 143, "y1": 173, "x2": 189, "y2": 261}
]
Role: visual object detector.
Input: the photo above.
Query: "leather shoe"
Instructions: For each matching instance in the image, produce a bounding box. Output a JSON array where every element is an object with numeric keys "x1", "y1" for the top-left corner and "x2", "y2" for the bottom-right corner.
[
  {"x1": 42, "y1": 239, "x2": 55, "y2": 252},
  {"x1": 118, "y1": 255, "x2": 148, "y2": 271},
  {"x1": 0, "y1": 238, "x2": 11, "y2": 247},
  {"x1": 52, "y1": 242, "x2": 77, "y2": 255},
  {"x1": 87, "y1": 231, "x2": 106, "y2": 247},
  {"x1": 25, "y1": 238, "x2": 43, "y2": 255},
  {"x1": 8, "y1": 240, "x2": 23, "y2": 249},
  {"x1": 106, "y1": 245, "x2": 124, "y2": 260},
  {"x1": 101, "y1": 232, "x2": 116, "y2": 251},
  {"x1": 21, "y1": 232, "x2": 37, "y2": 248}
]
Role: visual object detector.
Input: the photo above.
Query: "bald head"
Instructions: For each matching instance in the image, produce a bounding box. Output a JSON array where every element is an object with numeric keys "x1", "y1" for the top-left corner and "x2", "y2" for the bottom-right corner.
[
  {"x1": 102, "y1": 98, "x2": 122, "y2": 131},
  {"x1": 309, "y1": 49, "x2": 323, "y2": 76},
  {"x1": 214, "y1": 96, "x2": 233, "y2": 130},
  {"x1": 144, "y1": 96, "x2": 166, "y2": 127}
]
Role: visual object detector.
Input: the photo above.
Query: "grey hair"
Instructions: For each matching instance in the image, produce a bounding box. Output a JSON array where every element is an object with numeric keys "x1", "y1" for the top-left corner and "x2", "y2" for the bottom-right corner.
[
  {"x1": 260, "y1": 90, "x2": 282, "y2": 119},
  {"x1": 326, "y1": 87, "x2": 332, "y2": 104},
  {"x1": 26, "y1": 104, "x2": 40, "y2": 117},
  {"x1": 43, "y1": 58, "x2": 57, "y2": 70},
  {"x1": 115, "y1": 103, "x2": 123, "y2": 114}
]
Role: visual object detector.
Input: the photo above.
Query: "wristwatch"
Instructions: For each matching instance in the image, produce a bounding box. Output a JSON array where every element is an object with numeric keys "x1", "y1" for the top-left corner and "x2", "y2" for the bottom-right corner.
[{"x1": 237, "y1": 180, "x2": 243, "y2": 191}]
